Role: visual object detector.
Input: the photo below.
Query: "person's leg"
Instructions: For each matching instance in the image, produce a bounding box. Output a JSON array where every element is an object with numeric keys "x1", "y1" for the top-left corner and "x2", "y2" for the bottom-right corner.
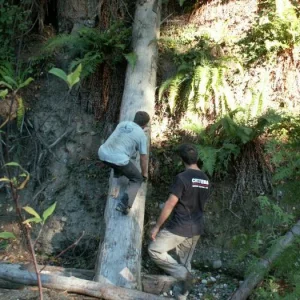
[
  {"x1": 176, "y1": 235, "x2": 200, "y2": 272},
  {"x1": 148, "y1": 229, "x2": 190, "y2": 280},
  {"x1": 115, "y1": 161, "x2": 143, "y2": 208}
]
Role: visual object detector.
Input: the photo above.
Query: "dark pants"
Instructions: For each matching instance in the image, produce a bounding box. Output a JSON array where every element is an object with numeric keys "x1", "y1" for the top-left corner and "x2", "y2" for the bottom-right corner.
[{"x1": 102, "y1": 161, "x2": 143, "y2": 207}]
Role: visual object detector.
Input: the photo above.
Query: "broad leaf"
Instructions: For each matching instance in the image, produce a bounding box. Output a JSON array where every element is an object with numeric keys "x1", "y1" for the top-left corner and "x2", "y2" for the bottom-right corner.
[
  {"x1": 49, "y1": 68, "x2": 68, "y2": 84},
  {"x1": 23, "y1": 217, "x2": 42, "y2": 225},
  {"x1": 0, "y1": 232, "x2": 16, "y2": 239},
  {"x1": 5, "y1": 162, "x2": 21, "y2": 168},
  {"x1": 17, "y1": 173, "x2": 30, "y2": 190},
  {"x1": 0, "y1": 89, "x2": 8, "y2": 98},
  {"x1": 42, "y1": 202, "x2": 57, "y2": 223},
  {"x1": 23, "y1": 206, "x2": 41, "y2": 219},
  {"x1": 0, "y1": 177, "x2": 10, "y2": 182},
  {"x1": 0, "y1": 81, "x2": 12, "y2": 90},
  {"x1": 178, "y1": 0, "x2": 186, "y2": 6},
  {"x1": 124, "y1": 52, "x2": 137, "y2": 70},
  {"x1": 67, "y1": 64, "x2": 82, "y2": 89},
  {"x1": 18, "y1": 77, "x2": 34, "y2": 90}
]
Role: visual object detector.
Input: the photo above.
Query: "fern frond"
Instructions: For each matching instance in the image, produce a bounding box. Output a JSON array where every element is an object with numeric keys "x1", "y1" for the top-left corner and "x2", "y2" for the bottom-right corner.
[
  {"x1": 168, "y1": 74, "x2": 184, "y2": 114},
  {"x1": 197, "y1": 145, "x2": 217, "y2": 176},
  {"x1": 194, "y1": 65, "x2": 211, "y2": 112},
  {"x1": 43, "y1": 34, "x2": 79, "y2": 54},
  {"x1": 159, "y1": 77, "x2": 176, "y2": 102},
  {"x1": 0, "y1": 61, "x2": 14, "y2": 80}
]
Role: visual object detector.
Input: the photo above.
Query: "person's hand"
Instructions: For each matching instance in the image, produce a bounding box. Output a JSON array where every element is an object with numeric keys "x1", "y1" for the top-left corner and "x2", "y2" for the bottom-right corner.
[
  {"x1": 142, "y1": 175, "x2": 148, "y2": 182},
  {"x1": 150, "y1": 225, "x2": 160, "y2": 241}
]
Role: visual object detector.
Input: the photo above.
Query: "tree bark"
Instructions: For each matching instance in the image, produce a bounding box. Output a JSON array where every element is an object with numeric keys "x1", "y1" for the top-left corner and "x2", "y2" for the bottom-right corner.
[
  {"x1": 230, "y1": 219, "x2": 300, "y2": 300},
  {"x1": 94, "y1": 0, "x2": 161, "y2": 290},
  {"x1": 0, "y1": 263, "x2": 168, "y2": 300}
]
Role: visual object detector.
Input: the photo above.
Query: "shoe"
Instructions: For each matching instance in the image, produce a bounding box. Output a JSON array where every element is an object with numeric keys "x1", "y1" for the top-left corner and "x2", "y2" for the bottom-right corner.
[
  {"x1": 173, "y1": 283, "x2": 189, "y2": 300},
  {"x1": 115, "y1": 193, "x2": 130, "y2": 215},
  {"x1": 183, "y1": 272, "x2": 194, "y2": 294},
  {"x1": 115, "y1": 201, "x2": 130, "y2": 215}
]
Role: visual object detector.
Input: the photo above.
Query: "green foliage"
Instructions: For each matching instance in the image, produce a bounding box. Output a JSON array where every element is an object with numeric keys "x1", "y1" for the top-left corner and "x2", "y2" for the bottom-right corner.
[
  {"x1": 0, "y1": 61, "x2": 34, "y2": 93},
  {"x1": 49, "y1": 64, "x2": 82, "y2": 90},
  {"x1": 0, "y1": 0, "x2": 31, "y2": 59},
  {"x1": 264, "y1": 114, "x2": 300, "y2": 203},
  {"x1": 23, "y1": 202, "x2": 57, "y2": 225},
  {"x1": 0, "y1": 162, "x2": 30, "y2": 190},
  {"x1": 0, "y1": 232, "x2": 16, "y2": 239},
  {"x1": 252, "y1": 238, "x2": 300, "y2": 299},
  {"x1": 159, "y1": 36, "x2": 242, "y2": 117},
  {"x1": 43, "y1": 23, "x2": 131, "y2": 77},
  {"x1": 255, "y1": 196, "x2": 294, "y2": 234},
  {"x1": 239, "y1": 0, "x2": 300, "y2": 63},
  {"x1": 187, "y1": 109, "x2": 293, "y2": 177}
]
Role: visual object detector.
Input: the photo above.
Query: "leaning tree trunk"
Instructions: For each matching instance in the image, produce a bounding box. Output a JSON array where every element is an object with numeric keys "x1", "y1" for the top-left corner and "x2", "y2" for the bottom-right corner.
[
  {"x1": 94, "y1": 0, "x2": 161, "y2": 291},
  {"x1": 230, "y1": 219, "x2": 300, "y2": 300}
]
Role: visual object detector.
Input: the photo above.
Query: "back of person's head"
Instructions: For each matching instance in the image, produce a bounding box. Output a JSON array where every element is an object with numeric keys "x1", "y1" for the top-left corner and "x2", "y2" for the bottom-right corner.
[
  {"x1": 134, "y1": 111, "x2": 150, "y2": 127},
  {"x1": 177, "y1": 144, "x2": 198, "y2": 165}
]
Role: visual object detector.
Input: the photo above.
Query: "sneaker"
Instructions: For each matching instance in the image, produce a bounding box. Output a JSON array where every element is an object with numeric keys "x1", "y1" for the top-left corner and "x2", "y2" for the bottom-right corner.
[
  {"x1": 182, "y1": 272, "x2": 194, "y2": 294},
  {"x1": 173, "y1": 283, "x2": 189, "y2": 300},
  {"x1": 115, "y1": 201, "x2": 130, "y2": 215},
  {"x1": 115, "y1": 193, "x2": 130, "y2": 215}
]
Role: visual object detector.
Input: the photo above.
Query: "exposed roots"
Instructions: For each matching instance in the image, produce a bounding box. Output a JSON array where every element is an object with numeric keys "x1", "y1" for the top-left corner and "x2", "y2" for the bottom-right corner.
[{"x1": 230, "y1": 140, "x2": 273, "y2": 208}]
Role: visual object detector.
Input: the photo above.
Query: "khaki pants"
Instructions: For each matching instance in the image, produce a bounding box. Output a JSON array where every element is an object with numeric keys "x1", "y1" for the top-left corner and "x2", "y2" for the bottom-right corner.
[{"x1": 148, "y1": 229, "x2": 200, "y2": 280}]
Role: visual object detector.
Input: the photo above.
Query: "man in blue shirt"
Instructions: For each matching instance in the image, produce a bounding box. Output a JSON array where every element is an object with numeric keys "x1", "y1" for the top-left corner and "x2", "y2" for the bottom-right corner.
[{"x1": 98, "y1": 111, "x2": 149, "y2": 214}]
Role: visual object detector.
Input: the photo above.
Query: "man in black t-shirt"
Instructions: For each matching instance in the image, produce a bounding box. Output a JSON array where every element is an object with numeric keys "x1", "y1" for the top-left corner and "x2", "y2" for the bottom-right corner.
[{"x1": 148, "y1": 144, "x2": 210, "y2": 300}]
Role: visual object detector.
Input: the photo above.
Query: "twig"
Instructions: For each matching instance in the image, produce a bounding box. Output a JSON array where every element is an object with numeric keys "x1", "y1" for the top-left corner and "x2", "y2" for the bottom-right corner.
[
  {"x1": 160, "y1": 13, "x2": 174, "y2": 26},
  {"x1": 33, "y1": 186, "x2": 47, "y2": 201},
  {"x1": 48, "y1": 127, "x2": 74, "y2": 149},
  {"x1": 39, "y1": 231, "x2": 85, "y2": 273},
  {"x1": 226, "y1": 208, "x2": 242, "y2": 220}
]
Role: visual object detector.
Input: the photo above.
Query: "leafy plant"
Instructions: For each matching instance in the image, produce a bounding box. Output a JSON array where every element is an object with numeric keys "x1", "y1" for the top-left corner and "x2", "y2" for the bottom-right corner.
[
  {"x1": 238, "y1": 0, "x2": 300, "y2": 63},
  {"x1": 49, "y1": 64, "x2": 82, "y2": 91},
  {"x1": 0, "y1": 232, "x2": 16, "y2": 239},
  {"x1": 159, "y1": 37, "x2": 242, "y2": 117},
  {"x1": 0, "y1": 1, "x2": 31, "y2": 60},
  {"x1": 0, "y1": 61, "x2": 34, "y2": 130},
  {"x1": 43, "y1": 22, "x2": 132, "y2": 77},
  {"x1": 23, "y1": 202, "x2": 57, "y2": 226}
]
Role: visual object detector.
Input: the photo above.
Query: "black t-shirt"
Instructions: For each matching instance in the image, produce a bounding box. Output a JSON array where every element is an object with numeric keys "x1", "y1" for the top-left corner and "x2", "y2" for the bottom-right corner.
[{"x1": 165, "y1": 169, "x2": 210, "y2": 237}]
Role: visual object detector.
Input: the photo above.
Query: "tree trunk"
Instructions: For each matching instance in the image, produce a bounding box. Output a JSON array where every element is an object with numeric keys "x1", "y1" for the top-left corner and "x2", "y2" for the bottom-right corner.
[
  {"x1": 0, "y1": 263, "x2": 168, "y2": 300},
  {"x1": 230, "y1": 219, "x2": 300, "y2": 300},
  {"x1": 94, "y1": 0, "x2": 161, "y2": 290}
]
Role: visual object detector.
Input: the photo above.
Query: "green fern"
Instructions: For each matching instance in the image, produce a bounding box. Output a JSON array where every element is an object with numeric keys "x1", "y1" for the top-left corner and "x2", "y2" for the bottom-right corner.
[
  {"x1": 196, "y1": 145, "x2": 217, "y2": 176},
  {"x1": 42, "y1": 23, "x2": 131, "y2": 78}
]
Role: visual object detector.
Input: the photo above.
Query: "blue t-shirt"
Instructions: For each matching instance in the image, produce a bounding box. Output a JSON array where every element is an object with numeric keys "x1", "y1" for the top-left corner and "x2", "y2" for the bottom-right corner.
[{"x1": 98, "y1": 121, "x2": 147, "y2": 166}]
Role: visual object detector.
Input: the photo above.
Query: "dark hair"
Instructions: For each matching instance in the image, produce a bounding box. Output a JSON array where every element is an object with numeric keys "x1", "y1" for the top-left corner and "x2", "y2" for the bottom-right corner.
[
  {"x1": 177, "y1": 144, "x2": 198, "y2": 165},
  {"x1": 134, "y1": 111, "x2": 150, "y2": 127}
]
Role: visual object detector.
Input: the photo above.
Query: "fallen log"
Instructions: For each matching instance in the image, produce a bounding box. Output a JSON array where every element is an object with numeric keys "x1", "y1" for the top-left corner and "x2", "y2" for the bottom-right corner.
[
  {"x1": 0, "y1": 263, "x2": 169, "y2": 300},
  {"x1": 230, "y1": 219, "x2": 300, "y2": 300},
  {"x1": 0, "y1": 262, "x2": 177, "y2": 295},
  {"x1": 95, "y1": 0, "x2": 161, "y2": 290}
]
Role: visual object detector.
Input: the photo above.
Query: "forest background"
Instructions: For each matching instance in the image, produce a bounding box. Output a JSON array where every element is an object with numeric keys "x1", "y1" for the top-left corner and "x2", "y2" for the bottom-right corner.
[{"x1": 0, "y1": 0, "x2": 299, "y2": 299}]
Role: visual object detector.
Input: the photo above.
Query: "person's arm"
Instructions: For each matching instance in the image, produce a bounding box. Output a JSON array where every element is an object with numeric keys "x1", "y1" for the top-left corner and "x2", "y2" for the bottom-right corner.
[
  {"x1": 150, "y1": 194, "x2": 179, "y2": 241},
  {"x1": 140, "y1": 154, "x2": 148, "y2": 178}
]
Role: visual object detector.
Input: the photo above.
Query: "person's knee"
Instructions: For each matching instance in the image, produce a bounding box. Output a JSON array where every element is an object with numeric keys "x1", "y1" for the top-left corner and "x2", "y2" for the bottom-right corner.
[
  {"x1": 148, "y1": 245, "x2": 158, "y2": 259},
  {"x1": 130, "y1": 173, "x2": 143, "y2": 183}
]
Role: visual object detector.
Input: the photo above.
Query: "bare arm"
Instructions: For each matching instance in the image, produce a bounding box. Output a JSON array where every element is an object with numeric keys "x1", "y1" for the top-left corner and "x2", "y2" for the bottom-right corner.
[
  {"x1": 140, "y1": 154, "x2": 148, "y2": 177},
  {"x1": 150, "y1": 194, "x2": 179, "y2": 240}
]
